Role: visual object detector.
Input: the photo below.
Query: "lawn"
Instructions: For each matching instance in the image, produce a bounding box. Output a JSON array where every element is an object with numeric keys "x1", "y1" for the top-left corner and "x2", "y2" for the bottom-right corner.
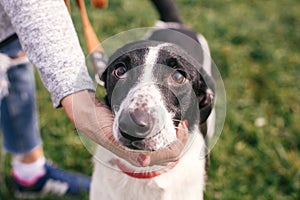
[{"x1": 0, "y1": 0, "x2": 299, "y2": 199}]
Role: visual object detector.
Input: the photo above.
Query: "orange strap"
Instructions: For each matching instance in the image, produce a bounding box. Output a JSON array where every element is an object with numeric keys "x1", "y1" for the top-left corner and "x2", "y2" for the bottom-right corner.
[{"x1": 65, "y1": 0, "x2": 108, "y2": 85}]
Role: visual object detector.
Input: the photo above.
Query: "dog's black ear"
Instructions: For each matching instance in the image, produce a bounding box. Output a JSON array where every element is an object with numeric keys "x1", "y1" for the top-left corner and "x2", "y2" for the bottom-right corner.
[
  {"x1": 197, "y1": 73, "x2": 215, "y2": 124},
  {"x1": 198, "y1": 89, "x2": 213, "y2": 124},
  {"x1": 100, "y1": 69, "x2": 112, "y2": 108},
  {"x1": 100, "y1": 68, "x2": 108, "y2": 89}
]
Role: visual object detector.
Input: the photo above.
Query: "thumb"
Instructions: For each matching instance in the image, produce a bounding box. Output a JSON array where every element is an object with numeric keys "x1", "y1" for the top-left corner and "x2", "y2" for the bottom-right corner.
[{"x1": 139, "y1": 120, "x2": 189, "y2": 167}]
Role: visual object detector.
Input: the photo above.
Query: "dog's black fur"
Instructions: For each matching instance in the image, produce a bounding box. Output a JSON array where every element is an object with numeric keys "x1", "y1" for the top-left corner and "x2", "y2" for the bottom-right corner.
[{"x1": 101, "y1": 29, "x2": 215, "y2": 143}]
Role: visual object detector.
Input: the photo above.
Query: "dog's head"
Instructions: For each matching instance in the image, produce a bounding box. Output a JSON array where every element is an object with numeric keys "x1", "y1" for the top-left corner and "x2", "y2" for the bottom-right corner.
[{"x1": 102, "y1": 39, "x2": 214, "y2": 151}]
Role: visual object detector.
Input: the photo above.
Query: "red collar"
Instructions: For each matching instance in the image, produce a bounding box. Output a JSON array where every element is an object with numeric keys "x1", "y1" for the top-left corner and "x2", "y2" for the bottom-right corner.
[{"x1": 114, "y1": 159, "x2": 179, "y2": 179}]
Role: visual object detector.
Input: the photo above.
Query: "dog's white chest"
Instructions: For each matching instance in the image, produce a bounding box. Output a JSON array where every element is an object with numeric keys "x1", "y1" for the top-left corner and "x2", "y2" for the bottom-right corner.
[{"x1": 90, "y1": 133, "x2": 206, "y2": 200}]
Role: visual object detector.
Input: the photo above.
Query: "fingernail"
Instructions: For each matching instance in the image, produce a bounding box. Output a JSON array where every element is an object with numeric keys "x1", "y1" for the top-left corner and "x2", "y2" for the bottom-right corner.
[
  {"x1": 180, "y1": 120, "x2": 188, "y2": 128},
  {"x1": 137, "y1": 154, "x2": 149, "y2": 166},
  {"x1": 184, "y1": 120, "x2": 188, "y2": 128}
]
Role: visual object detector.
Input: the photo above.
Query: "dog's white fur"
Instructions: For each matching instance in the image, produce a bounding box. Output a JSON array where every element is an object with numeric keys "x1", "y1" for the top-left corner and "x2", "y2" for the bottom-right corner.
[
  {"x1": 90, "y1": 35, "x2": 214, "y2": 200},
  {"x1": 90, "y1": 131, "x2": 206, "y2": 200},
  {"x1": 112, "y1": 43, "x2": 180, "y2": 151}
]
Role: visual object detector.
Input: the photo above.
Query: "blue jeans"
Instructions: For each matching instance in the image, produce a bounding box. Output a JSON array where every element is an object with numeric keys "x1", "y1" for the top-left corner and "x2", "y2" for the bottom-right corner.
[{"x1": 0, "y1": 37, "x2": 42, "y2": 154}]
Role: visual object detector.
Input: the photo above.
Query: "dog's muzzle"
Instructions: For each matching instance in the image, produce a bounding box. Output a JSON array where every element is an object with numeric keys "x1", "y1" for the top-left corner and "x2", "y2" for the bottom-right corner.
[
  {"x1": 118, "y1": 105, "x2": 166, "y2": 141},
  {"x1": 110, "y1": 75, "x2": 179, "y2": 151}
]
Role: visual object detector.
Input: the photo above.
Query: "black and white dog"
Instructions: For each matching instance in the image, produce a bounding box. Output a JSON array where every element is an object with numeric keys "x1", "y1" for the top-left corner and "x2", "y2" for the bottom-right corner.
[{"x1": 90, "y1": 27, "x2": 215, "y2": 200}]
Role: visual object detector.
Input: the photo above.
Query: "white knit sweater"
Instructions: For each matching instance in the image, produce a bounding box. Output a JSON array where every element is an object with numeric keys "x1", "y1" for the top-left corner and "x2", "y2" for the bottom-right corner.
[{"x1": 0, "y1": 0, "x2": 95, "y2": 107}]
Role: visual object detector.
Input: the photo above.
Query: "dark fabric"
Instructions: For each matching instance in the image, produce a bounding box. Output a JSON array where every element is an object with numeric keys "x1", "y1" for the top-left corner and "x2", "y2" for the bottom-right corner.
[
  {"x1": 0, "y1": 33, "x2": 18, "y2": 50},
  {"x1": 150, "y1": 0, "x2": 182, "y2": 23}
]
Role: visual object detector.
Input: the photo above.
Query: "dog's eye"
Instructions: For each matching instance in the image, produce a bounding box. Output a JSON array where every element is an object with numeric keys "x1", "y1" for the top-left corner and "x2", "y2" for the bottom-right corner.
[
  {"x1": 114, "y1": 63, "x2": 127, "y2": 78},
  {"x1": 172, "y1": 71, "x2": 186, "y2": 84}
]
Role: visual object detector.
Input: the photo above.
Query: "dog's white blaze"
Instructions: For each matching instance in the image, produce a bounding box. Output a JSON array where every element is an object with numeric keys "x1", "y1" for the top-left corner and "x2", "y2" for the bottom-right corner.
[
  {"x1": 142, "y1": 43, "x2": 170, "y2": 82},
  {"x1": 112, "y1": 43, "x2": 177, "y2": 151}
]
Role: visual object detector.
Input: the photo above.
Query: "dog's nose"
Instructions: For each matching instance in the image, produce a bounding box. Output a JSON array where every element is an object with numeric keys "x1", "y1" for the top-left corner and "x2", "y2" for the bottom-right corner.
[
  {"x1": 129, "y1": 109, "x2": 150, "y2": 128},
  {"x1": 118, "y1": 109, "x2": 151, "y2": 141}
]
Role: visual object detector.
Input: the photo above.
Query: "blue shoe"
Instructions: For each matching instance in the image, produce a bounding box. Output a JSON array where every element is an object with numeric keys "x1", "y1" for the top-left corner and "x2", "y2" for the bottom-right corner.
[{"x1": 13, "y1": 162, "x2": 90, "y2": 198}]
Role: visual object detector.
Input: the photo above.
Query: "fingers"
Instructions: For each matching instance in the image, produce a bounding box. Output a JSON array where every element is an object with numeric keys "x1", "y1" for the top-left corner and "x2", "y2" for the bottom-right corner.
[
  {"x1": 139, "y1": 120, "x2": 189, "y2": 167},
  {"x1": 111, "y1": 120, "x2": 189, "y2": 167},
  {"x1": 95, "y1": 104, "x2": 189, "y2": 167},
  {"x1": 176, "y1": 120, "x2": 189, "y2": 146},
  {"x1": 69, "y1": 92, "x2": 189, "y2": 167}
]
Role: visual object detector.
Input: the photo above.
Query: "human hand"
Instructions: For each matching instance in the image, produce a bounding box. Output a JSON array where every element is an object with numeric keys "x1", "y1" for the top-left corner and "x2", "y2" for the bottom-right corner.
[
  {"x1": 130, "y1": 120, "x2": 189, "y2": 167},
  {"x1": 61, "y1": 90, "x2": 189, "y2": 167},
  {"x1": 98, "y1": 119, "x2": 189, "y2": 167}
]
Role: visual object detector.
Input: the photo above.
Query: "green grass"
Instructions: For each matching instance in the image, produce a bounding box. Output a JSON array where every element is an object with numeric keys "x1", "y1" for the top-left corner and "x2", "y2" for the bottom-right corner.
[{"x1": 1, "y1": 0, "x2": 299, "y2": 199}]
